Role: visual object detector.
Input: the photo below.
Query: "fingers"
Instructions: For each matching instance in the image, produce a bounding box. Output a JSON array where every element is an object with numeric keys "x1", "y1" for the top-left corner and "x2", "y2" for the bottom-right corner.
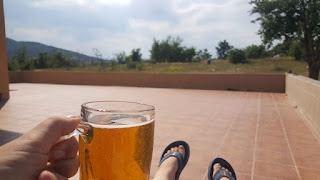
[
  {"x1": 38, "y1": 170, "x2": 68, "y2": 180},
  {"x1": 24, "y1": 116, "x2": 80, "y2": 153},
  {"x1": 49, "y1": 156, "x2": 80, "y2": 178},
  {"x1": 49, "y1": 137, "x2": 78, "y2": 161}
]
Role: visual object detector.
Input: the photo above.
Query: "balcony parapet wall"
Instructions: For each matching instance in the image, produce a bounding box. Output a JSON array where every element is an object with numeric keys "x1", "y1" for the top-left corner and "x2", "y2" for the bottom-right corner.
[
  {"x1": 286, "y1": 73, "x2": 320, "y2": 140},
  {"x1": 9, "y1": 71, "x2": 285, "y2": 93}
]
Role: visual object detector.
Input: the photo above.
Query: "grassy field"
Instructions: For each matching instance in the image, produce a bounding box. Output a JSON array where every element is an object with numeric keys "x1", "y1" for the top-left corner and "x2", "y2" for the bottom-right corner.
[{"x1": 43, "y1": 57, "x2": 313, "y2": 77}]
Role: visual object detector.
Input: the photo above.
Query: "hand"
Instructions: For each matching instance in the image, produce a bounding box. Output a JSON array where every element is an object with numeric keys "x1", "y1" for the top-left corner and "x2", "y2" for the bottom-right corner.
[{"x1": 0, "y1": 116, "x2": 80, "y2": 180}]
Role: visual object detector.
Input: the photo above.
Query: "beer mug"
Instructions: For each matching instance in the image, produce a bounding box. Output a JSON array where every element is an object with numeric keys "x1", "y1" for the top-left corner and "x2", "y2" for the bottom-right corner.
[{"x1": 75, "y1": 101, "x2": 155, "y2": 180}]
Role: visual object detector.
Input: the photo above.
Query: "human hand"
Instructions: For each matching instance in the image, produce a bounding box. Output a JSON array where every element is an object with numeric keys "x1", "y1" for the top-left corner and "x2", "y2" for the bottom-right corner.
[{"x1": 0, "y1": 116, "x2": 80, "y2": 180}]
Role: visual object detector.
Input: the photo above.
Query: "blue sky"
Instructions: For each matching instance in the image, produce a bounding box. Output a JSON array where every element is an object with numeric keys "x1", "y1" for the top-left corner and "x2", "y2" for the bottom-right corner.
[{"x1": 4, "y1": 0, "x2": 261, "y2": 59}]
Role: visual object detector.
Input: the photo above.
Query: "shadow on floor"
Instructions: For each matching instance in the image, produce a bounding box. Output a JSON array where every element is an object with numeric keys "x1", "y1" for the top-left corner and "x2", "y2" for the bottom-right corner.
[
  {"x1": 0, "y1": 98, "x2": 9, "y2": 110},
  {"x1": 0, "y1": 129, "x2": 22, "y2": 146}
]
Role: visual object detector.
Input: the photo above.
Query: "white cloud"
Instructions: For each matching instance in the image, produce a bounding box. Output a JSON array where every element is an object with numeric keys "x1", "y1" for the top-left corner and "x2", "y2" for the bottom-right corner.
[
  {"x1": 5, "y1": 0, "x2": 262, "y2": 58},
  {"x1": 30, "y1": 0, "x2": 132, "y2": 8},
  {"x1": 128, "y1": 18, "x2": 170, "y2": 32}
]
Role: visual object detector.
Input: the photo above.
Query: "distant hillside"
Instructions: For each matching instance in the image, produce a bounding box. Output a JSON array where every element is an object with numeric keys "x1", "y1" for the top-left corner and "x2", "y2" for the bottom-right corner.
[{"x1": 6, "y1": 38, "x2": 102, "y2": 63}]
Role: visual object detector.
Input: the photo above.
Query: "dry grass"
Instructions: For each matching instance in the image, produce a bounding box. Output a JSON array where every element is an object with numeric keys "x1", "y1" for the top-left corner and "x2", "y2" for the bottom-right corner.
[{"x1": 44, "y1": 57, "x2": 313, "y2": 77}]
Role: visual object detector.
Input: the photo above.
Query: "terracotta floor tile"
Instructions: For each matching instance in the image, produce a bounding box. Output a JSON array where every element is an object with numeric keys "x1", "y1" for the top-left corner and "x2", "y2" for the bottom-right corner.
[
  {"x1": 293, "y1": 154, "x2": 320, "y2": 169},
  {"x1": 256, "y1": 140, "x2": 290, "y2": 153},
  {"x1": 253, "y1": 176, "x2": 279, "y2": 180},
  {"x1": 298, "y1": 167, "x2": 320, "y2": 179},
  {"x1": 254, "y1": 161, "x2": 299, "y2": 179},
  {"x1": 1, "y1": 84, "x2": 320, "y2": 180},
  {"x1": 234, "y1": 173, "x2": 251, "y2": 180},
  {"x1": 255, "y1": 149, "x2": 294, "y2": 165}
]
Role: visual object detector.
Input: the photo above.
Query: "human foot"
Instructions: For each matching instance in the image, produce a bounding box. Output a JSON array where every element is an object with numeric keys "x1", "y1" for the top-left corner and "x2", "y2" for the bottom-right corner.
[
  {"x1": 212, "y1": 163, "x2": 234, "y2": 180},
  {"x1": 159, "y1": 145, "x2": 185, "y2": 173},
  {"x1": 154, "y1": 141, "x2": 189, "y2": 180},
  {"x1": 208, "y1": 158, "x2": 236, "y2": 180}
]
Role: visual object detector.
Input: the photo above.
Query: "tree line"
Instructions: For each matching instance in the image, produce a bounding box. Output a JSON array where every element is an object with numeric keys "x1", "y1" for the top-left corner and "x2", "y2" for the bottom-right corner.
[
  {"x1": 8, "y1": 0, "x2": 320, "y2": 79},
  {"x1": 8, "y1": 36, "x2": 304, "y2": 71}
]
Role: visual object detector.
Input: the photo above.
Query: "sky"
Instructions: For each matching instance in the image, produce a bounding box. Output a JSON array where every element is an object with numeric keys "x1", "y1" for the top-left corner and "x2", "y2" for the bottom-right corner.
[{"x1": 4, "y1": 0, "x2": 262, "y2": 59}]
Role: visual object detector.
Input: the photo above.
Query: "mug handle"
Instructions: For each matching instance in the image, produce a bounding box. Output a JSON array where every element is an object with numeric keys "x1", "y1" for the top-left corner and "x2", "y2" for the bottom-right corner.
[{"x1": 58, "y1": 116, "x2": 91, "y2": 143}]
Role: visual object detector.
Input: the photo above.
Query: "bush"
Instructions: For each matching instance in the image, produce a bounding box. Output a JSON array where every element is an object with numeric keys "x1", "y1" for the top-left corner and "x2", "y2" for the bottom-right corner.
[
  {"x1": 245, "y1": 45, "x2": 267, "y2": 59},
  {"x1": 289, "y1": 42, "x2": 304, "y2": 61},
  {"x1": 127, "y1": 61, "x2": 137, "y2": 69},
  {"x1": 228, "y1": 49, "x2": 247, "y2": 64}
]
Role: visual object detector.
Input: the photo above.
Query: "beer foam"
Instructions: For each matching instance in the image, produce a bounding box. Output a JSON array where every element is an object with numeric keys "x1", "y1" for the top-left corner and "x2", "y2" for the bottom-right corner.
[{"x1": 88, "y1": 118, "x2": 154, "y2": 129}]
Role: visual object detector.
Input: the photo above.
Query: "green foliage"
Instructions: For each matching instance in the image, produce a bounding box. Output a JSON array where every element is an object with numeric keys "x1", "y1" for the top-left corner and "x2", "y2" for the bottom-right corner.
[
  {"x1": 250, "y1": 0, "x2": 320, "y2": 79},
  {"x1": 127, "y1": 61, "x2": 137, "y2": 69},
  {"x1": 150, "y1": 36, "x2": 197, "y2": 63},
  {"x1": 216, "y1": 40, "x2": 233, "y2": 59},
  {"x1": 33, "y1": 52, "x2": 49, "y2": 69},
  {"x1": 8, "y1": 47, "x2": 78, "y2": 71},
  {"x1": 245, "y1": 45, "x2": 267, "y2": 59},
  {"x1": 130, "y1": 48, "x2": 142, "y2": 62},
  {"x1": 47, "y1": 52, "x2": 71, "y2": 68},
  {"x1": 195, "y1": 48, "x2": 212, "y2": 62},
  {"x1": 289, "y1": 42, "x2": 304, "y2": 61},
  {"x1": 228, "y1": 49, "x2": 247, "y2": 64},
  {"x1": 114, "y1": 51, "x2": 127, "y2": 64}
]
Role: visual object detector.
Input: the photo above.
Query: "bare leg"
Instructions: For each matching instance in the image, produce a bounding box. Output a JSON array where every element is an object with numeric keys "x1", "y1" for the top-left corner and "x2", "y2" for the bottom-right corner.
[{"x1": 153, "y1": 145, "x2": 185, "y2": 180}]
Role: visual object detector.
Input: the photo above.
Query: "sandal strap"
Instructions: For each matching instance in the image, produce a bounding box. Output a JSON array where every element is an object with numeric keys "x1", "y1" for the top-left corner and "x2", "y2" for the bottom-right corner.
[
  {"x1": 213, "y1": 169, "x2": 233, "y2": 180},
  {"x1": 159, "y1": 151, "x2": 184, "y2": 169}
]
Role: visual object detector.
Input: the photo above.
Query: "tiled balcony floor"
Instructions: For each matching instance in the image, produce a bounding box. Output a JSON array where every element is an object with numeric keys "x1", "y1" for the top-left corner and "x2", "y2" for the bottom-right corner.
[{"x1": 1, "y1": 83, "x2": 320, "y2": 180}]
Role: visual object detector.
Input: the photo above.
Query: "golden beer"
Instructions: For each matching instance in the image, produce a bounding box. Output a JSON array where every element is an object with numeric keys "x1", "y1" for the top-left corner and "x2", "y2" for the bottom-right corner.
[{"x1": 79, "y1": 119, "x2": 155, "y2": 180}]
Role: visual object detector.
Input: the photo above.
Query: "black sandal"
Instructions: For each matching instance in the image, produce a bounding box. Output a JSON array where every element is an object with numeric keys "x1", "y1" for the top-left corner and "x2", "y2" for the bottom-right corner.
[
  {"x1": 208, "y1": 157, "x2": 236, "y2": 180},
  {"x1": 159, "y1": 141, "x2": 190, "y2": 180}
]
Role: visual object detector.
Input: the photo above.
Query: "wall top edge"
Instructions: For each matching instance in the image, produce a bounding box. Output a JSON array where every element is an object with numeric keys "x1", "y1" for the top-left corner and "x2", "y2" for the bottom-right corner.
[
  {"x1": 9, "y1": 71, "x2": 285, "y2": 76},
  {"x1": 287, "y1": 73, "x2": 320, "y2": 86}
]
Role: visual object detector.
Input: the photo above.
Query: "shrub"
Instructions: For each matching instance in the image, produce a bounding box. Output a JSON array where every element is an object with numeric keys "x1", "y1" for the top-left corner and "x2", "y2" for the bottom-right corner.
[
  {"x1": 228, "y1": 49, "x2": 247, "y2": 64},
  {"x1": 127, "y1": 61, "x2": 137, "y2": 69},
  {"x1": 245, "y1": 45, "x2": 267, "y2": 59},
  {"x1": 289, "y1": 42, "x2": 304, "y2": 61}
]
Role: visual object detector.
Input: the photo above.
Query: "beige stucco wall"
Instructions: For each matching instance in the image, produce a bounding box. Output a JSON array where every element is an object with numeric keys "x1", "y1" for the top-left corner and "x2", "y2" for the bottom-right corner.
[
  {"x1": 286, "y1": 73, "x2": 320, "y2": 139},
  {"x1": 0, "y1": 0, "x2": 9, "y2": 99},
  {"x1": 9, "y1": 71, "x2": 285, "y2": 92}
]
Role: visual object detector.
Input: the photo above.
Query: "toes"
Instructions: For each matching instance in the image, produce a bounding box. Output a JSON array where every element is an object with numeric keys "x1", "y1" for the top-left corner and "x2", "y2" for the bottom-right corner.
[
  {"x1": 178, "y1": 145, "x2": 185, "y2": 158},
  {"x1": 165, "y1": 150, "x2": 171, "y2": 156},
  {"x1": 212, "y1": 163, "x2": 221, "y2": 177}
]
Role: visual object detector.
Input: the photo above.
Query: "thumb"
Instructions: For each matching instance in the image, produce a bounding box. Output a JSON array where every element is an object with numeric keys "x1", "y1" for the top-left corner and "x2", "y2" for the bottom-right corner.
[
  {"x1": 24, "y1": 116, "x2": 80, "y2": 153},
  {"x1": 38, "y1": 170, "x2": 68, "y2": 180}
]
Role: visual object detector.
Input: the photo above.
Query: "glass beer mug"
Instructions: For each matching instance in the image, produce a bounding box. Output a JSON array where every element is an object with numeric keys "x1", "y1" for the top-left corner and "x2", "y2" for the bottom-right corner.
[{"x1": 75, "y1": 101, "x2": 155, "y2": 180}]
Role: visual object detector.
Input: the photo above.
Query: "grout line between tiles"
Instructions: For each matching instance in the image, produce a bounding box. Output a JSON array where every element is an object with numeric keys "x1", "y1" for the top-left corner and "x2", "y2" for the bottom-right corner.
[
  {"x1": 251, "y1": 93, "x2": 261, "y2": 180},
  {"x1": 271, "y1": 94, "x2": 302, "y2": 180},
  {"x1": 201, "y1": 92, "x2": 250, "y2": 180}
]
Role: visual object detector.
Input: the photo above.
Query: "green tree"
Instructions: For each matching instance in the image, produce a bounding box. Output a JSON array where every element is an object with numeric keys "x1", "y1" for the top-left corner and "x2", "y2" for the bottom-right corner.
[
  {"x1": 250, "y1": 0, "x2": 320, "y2": 80},
  {"x1": 228, "y1": 49, "x2": 247, "y2": 64},
  {"x1": 289, "y1": 42, "x2": 304, "y2": 61},
  {"x1": 150, "y1": 36, "x2": 197, "y2": 63},
  {"x1": 48, "y1": 52, "x2": 70, "y2": 68},
  {"x1": 216, "y1": 40, "x2": 233, "y2": 59},
  {"x1": 114, "y1": 51, "x2": 127, "y2": 64},
  {"x1": 34, "y1": 52, "x2": 49, "y2": 69},
  {"x1": 245, "y1": 45, "x2": 267, "y2": 59},
  {"x1": 131, "y1": 48, "x2": 142, "y2": 62},
  {"x1": 183, "y1": 47, "x2": 196, "y2": 62}
]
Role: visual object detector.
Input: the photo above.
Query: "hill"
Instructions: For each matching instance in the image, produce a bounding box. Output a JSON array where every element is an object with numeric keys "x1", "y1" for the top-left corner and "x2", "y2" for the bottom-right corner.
[{"x1": 6, "y1": 38, "x2": 102, "y2": 63}]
